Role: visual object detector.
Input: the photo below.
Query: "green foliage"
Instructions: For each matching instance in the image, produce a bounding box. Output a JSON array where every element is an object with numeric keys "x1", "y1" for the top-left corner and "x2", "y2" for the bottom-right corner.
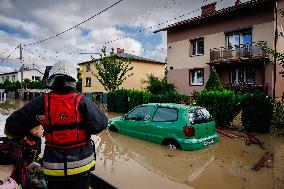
[
  {"x1": 240, "y1": 92, "x2": 273, "y2": 133},
  {"x1": 107, "y1": 89, "x2": 151, "y2": 113},
  {"x1": 205, "y1": 71, "x2": 223, "y2": 91},
  {"x1": 0, "y1": 80, "x2": 46, "y2": 92},
  {"x1": 271, "y1": 101, "x2": 284, "y2": 130},
  {"x1": 196, "y1": 90, "x2": 241, "y2": 128},
  {"x1": 93, "y1": 47, "x2": 133, "y2": 92},
  {"x1": 26, "y1": 80, "x2": 46, "y2": 89},
  {"x1": 107, "y1": 89, "x2": 188, "y2": 113},
  {"x1": 149, "y1": 92, "x2": 188, "y2": 103},
  {"x1": 259, "y1": 41, "x2": 284, "y2": 76},
  {"x1": 143, "y1": 74, "x2": 176, "y2": 94}
]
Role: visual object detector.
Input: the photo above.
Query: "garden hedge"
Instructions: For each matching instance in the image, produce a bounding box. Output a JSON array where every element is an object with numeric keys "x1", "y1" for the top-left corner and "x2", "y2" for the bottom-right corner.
[
  {"x1": 196, "y1": 89, "x2": 241, "y2": 128},
  {"x1": 241, "y1": 92, "x2": 273, "y2": 133}
]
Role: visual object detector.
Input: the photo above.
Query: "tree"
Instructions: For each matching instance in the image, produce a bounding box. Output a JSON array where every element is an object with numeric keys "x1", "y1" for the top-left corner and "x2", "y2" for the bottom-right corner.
[
  {"x1": 259, "y1": 8, "x2": 284, "y2": 76},
  {"x1": 92, "y1": 47, "x2": 133, "y2": 92},
  {"x1": 205, "y1": 71, "x2": 223, "y2": 91},
  {"x1": 260, "y1": 41, "x2": 284, "y2": 76}
]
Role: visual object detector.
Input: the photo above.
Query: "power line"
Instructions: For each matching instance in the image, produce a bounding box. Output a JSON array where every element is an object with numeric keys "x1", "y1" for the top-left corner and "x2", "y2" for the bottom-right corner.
[
  {"x1": 0, "y1": 45, "x2": 20, "y2": 64},
  {"x1": 104, "y1": 0, "x2": 224, "y2": 45},
  {"x1": 23, "y1": 0, "x2": 123, "y2": 47}
]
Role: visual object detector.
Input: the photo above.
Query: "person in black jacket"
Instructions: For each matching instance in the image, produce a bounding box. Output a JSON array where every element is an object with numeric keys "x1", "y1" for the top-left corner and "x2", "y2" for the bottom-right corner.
[{"x1": 5, "y1": 61, "x2": 108, "y2": 189}]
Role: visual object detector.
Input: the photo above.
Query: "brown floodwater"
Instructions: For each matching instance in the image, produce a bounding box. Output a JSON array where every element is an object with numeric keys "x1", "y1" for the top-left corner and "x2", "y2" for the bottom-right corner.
[{"x1": 0, "y1": 100, "x2": 284, "y2": 189}]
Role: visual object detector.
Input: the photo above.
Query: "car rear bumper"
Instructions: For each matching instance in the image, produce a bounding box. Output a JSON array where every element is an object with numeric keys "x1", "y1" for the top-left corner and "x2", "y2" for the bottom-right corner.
[{"x1": 176, "y1": 133, "x2": 219, "y2": 151}]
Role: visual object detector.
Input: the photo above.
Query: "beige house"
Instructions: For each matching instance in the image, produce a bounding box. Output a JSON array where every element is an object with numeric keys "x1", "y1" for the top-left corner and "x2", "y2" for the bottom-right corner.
[
  {"x1": 79, "y1": 49, "x2": 165, "y2": 93},
  {"x1": 154, "y1": 0, "x2": 284, "y2": 99}
]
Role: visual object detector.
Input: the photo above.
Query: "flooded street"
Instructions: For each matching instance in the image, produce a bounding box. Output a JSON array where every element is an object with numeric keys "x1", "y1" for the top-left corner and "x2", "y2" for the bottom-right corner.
[{"x1": 1, "y1": 100, "x2": 284, "y2": 189}]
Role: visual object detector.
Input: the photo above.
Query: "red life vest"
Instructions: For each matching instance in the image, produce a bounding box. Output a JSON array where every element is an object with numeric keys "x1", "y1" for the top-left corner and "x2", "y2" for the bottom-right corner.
[{"x1": 42, "y1": 93, "x2": 89, "y2": 148}]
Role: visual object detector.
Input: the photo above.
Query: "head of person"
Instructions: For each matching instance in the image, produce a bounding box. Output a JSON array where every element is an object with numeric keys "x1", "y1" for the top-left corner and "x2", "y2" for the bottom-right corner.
[{"x1": 47, "y1": 60, "x2": 77, "y2": 93}]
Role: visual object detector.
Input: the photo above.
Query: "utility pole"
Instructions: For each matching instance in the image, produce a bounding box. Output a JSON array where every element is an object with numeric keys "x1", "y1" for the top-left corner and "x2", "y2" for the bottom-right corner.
[{"x1": 20, "y1": 44, "x2": 24, "y2": 89}]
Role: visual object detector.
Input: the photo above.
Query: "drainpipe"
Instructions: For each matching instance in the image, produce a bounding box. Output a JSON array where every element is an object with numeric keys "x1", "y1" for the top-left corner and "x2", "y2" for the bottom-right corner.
[{"x1": 273, "y1": 1, "x2": 278, "y2": 98}]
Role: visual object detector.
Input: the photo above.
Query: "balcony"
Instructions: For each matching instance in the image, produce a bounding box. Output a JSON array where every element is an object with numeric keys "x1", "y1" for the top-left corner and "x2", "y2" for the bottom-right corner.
[{"x1": 209, "y1": 42, "x2": 268, "y2": 64}]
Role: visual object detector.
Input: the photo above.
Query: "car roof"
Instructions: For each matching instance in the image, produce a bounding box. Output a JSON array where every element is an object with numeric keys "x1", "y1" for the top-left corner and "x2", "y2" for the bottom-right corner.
[{"x1": 141, "y1": 103, "x2": 202, "y2": 110}]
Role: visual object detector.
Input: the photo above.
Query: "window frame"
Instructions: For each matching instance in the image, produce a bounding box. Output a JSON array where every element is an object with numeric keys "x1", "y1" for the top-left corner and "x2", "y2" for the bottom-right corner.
[
  {"x1": 230, "y1": 67, "x2": 255, "y2": 85},
  {"x1": 86, "y1": 63, "x2": 91, "y2": 72},
  {"x1": 126, "y1": 105, "x2": 155, "y2": 121},
  {"x1": 152, "y1": 106, "x2": 179, "y2": 123},
  {"x1": 85, "y1": 77, "x2": 92, "y2": 87},
  {"x1": 189, "y1": 68, "x2": 204, "y2": 86},
  {"x1": 190, "y1": 38, "x2": 204, "y2": 56},
  {"x1": 225, "y1": 29, "x2": 252, "y2": 50}
]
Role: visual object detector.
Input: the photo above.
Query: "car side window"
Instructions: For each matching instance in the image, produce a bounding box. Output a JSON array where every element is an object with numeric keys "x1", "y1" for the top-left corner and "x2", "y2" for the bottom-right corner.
[
  {"x1": 127, "y1": 106, "x2": 154, "y2": 121},
  {"x1": 152, "y1": 107, "x2": 178, "y2": 122}
]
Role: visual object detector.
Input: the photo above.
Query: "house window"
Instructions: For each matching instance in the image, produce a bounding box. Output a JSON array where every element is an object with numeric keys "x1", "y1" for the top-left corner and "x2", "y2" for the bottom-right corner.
[
  {"x1": 190, "y1": 69, "x2": 204, "y2": 85},
  {"x1": 35, "y1": 76, "x2": 40, "y2": 81},
  {"x1": 86, "y1": 63, "x2": 91, "y2": 72},
  {"x1": 231, "y1": 68, "x2": 255, "y2": 84},
  {"x1": 32, "y1": 76, "x2": 35, "y2": 80},
  {"x1": 191, "y1": 38, "x2": 204, "y2": 56},
  {"x1": 2, "y1": 76, "x2": 4, "y2": 82},
  {"x1": 226, "y1": 30, "x2": 252, "y2": 49},
  {"x1": 86, "y1": 77, "x2": 91, "y2": 87},
  {"x1": 6, "y1": 76, "x2": 9, "y2": 81},
  {"x1": 12, "y1": 75, "x2": 15, "y2": 82}
]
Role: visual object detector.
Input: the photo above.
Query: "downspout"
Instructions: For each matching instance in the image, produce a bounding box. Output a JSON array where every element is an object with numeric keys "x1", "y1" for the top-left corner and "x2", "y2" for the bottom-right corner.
[{"x1": 273, "y1": 1, "x2": 278, "y2": 98}]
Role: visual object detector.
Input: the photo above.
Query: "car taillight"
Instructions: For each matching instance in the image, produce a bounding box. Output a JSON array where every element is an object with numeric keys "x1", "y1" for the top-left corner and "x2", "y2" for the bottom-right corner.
[{"x1": 183, "y1": 126, "x2": 195, "y2": 137}]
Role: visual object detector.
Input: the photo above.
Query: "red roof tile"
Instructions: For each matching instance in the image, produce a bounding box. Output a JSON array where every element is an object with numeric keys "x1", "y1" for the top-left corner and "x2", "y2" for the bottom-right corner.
[{"x1": 153, "y1": 0, "x2": 276, "y2": 33}]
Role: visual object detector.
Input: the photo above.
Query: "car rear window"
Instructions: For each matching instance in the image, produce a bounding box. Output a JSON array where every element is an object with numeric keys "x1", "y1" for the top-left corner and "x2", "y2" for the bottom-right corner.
[
  {"x1": 188, "y1": 108, "x2": 212, "y2": 124},
  {"x1": 152, "y1": 107, "x2": 178, "y2": 122}
]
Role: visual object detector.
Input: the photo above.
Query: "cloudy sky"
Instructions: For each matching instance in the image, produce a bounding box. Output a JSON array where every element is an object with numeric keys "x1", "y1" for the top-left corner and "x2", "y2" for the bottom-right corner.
[{"x1": 0, "y1": 0, "x2": 246, "y2": 73}]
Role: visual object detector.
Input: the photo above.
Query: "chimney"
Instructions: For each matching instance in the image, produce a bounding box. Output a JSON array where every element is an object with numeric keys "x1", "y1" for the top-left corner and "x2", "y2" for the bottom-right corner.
[
  {"x1": 201, "y1": 2, "x2": 217, "y2": 16},
  {"x1": 117, "y1": 48, "x2": 124, "y2": 53},
  {"x1": 235, "y1": 0, "x2": 241, "y2": 6}
]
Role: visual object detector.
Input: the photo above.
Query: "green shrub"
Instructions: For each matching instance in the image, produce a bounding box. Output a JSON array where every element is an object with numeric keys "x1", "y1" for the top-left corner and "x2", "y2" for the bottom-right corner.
[
  {"x1": 196, "y1": 90, "x2": 241, "y2": 128},
  {"x1": 271, "y1": 101, "x2": 284, "y2": 130},
  {"x1": 128, "y1": 90, "x2": 151, "y2": 110},
  {"x1": 107, "y1": 91, "x2": 117, "y2": 112},
  {"x1": 143, "y1": 74, "x2": 176, "y2": 94},
  {"x1": 241, "y1": 92, "x2": 273, "y2": 133},
  {"x1": 205, "y1": 71, "x2": 223, "y2": 91},
  {"x1": 107, "y1": 90, "x2": 188, "y2": 113},
  {"x1": 149, "y1": 92, "x2": 189, "y2": 103}
]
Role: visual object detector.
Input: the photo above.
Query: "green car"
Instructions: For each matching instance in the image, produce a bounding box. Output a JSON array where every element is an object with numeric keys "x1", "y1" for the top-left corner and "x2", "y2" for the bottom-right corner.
[{"x1": 108, "y1": 103, "x2": 219, "y2": 151}]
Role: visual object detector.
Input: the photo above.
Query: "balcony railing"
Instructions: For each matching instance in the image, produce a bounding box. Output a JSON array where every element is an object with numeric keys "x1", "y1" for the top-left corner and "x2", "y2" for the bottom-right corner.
[{"x1": 210, "y1": 42, "x2": 267, "y2": 62}]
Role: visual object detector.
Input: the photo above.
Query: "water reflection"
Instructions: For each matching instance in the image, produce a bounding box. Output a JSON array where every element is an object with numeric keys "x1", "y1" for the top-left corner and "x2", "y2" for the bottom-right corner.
[{"x1": 96, "y1": 130, "x2": 216, "y2": 184}]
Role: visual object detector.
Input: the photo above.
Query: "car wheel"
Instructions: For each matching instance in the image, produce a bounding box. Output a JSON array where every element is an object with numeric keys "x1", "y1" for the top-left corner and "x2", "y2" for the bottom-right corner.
[
  {"x1": 165, "y1": 140, "x2": 181, "y2": 150},
  {"x1": 109, "y1": 125, "x2": 118, "y2": 132}
]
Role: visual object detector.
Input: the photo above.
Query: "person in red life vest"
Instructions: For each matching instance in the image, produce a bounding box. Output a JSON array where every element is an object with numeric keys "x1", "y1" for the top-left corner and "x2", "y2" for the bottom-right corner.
[{"x1": 4, "y1": 61, "x2": 108, "y2": 189}]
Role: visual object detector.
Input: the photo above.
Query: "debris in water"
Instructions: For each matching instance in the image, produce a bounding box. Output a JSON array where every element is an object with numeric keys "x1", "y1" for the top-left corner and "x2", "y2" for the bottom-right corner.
[
  {"x1": 216, "y1": 127, "x2": 246, "y2": 140},
  {"x1": 164, "y1": 154, "x2": 174, "y2": 157},
  {"x1": 246, "y1": 133, "x2": 265, "y2": 149},
  {"x1": 252, "y1": 151, "x2": 274, "y2": 171}
]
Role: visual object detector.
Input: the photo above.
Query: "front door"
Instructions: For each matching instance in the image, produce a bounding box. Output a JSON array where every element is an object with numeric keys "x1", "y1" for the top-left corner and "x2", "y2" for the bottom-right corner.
[{"x1": 123, "y1": 106, "x2": 156, "y2": 140}]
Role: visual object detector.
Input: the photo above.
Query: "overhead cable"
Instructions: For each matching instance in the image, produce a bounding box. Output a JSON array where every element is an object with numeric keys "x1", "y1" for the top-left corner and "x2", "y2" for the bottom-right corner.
[{"x1": 23, "y1": 0, "x2": 123, "y2": 46}]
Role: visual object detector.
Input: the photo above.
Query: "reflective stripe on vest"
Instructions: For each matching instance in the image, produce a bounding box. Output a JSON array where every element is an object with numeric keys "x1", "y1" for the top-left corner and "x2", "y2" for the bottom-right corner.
[
  {"x1": 43, "y1": 153, "x2": 95, "y2": 170},
  {"x1": 43, "y1": 160, "x2": 95, "y2": 176}
]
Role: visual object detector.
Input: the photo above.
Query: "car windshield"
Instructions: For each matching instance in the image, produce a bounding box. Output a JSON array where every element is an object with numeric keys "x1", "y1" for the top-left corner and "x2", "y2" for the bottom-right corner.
[{"x1": 127, "y1": 106, "x2": 155, "y2": 121}]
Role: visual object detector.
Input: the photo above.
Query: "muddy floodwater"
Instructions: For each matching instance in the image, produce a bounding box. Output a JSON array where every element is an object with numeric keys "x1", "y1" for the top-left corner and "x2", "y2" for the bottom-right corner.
[{"x1": 0, "y1": 100, "x2": 284, "y2": 189}]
